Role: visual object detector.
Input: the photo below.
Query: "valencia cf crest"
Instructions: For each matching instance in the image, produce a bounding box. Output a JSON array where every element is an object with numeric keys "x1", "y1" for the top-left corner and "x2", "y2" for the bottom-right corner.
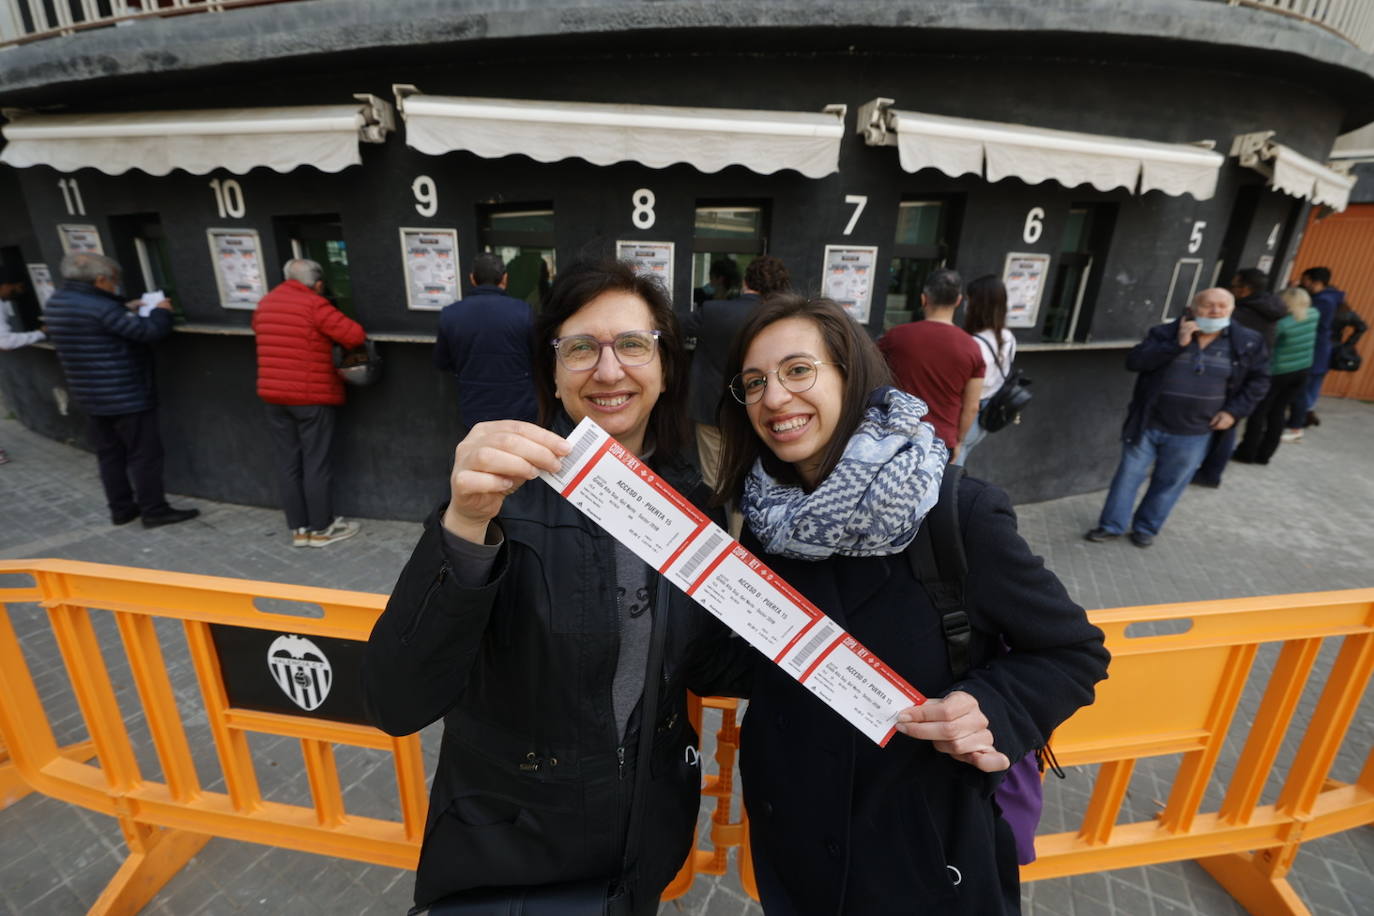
[{"x1": 267, "y1": 634, "x2": 332, "y2": 711}]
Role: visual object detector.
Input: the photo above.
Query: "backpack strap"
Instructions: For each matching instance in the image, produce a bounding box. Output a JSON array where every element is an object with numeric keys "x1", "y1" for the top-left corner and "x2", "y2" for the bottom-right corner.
[{"x1": 906, "y1": 466, "x2": 973, "y2": 679}]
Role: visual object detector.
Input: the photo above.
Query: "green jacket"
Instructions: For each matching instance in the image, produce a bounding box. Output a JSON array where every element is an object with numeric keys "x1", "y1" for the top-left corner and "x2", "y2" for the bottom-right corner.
[{"x1": 1272, "y1": 311, "x2": 1320, "y2": 376}]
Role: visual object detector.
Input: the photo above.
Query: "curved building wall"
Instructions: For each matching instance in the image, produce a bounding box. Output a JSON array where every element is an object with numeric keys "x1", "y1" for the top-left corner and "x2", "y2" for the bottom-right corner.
[{"x1": 1, "y1": 6, "x2": 1368, "y2": 515}]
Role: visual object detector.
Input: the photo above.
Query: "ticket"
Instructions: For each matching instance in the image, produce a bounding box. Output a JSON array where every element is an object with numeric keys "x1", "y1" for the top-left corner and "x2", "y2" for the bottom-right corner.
[{"x1": 540, "y1": 417, "x2": 926, "y2": 746}]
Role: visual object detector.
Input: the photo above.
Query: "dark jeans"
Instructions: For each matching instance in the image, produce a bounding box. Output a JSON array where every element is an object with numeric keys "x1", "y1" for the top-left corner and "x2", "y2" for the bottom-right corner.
[
  {"x1": 265, "y1": 404, "x2": 336, "y2": 531},
  {"x1": 1193, "y1": 426, "x2": 1236, "y2": 486},
  {"x1": 1235, "y1": 370, "x2": 1309, "y2": 463},
  {"x1": 88, "y1": 409, "x2": 170, "y2": 518}
]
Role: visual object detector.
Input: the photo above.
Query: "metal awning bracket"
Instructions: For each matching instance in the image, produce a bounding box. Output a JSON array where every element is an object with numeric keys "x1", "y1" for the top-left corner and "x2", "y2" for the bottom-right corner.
[{"x1": 857, "y1": 97, "x2": 896, "y2": 147}]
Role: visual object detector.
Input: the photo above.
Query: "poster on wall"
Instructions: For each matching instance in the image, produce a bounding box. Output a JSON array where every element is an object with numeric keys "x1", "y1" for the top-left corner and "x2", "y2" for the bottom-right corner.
[
  {"x1": 57, "y1": 224, "x2": 104, "y2": 255},
  {"x1": 1002, "y1": 252, "x2": 1052, "y2": 328},
  {"x1": 399, "y1": 227, "x2": 460, "y2": 311},
  {"x1": 821, "y1": 245, "x2": 879, "y2": 323},
  {"x1": 616, "y1": 241, "x2": 675, "y2": 294},
  {"x1": 26, "y1": 263, "x2": 54, "y2": 308},
  {"x1": 206, "y1": 228, "x2": 266, "y2": 310}
]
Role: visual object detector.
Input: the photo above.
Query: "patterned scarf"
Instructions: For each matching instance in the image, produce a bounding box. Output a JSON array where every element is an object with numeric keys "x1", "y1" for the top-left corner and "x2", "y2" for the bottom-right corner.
[{"x1": 742, "y1": 387, "x2": 947, "y2": 560}]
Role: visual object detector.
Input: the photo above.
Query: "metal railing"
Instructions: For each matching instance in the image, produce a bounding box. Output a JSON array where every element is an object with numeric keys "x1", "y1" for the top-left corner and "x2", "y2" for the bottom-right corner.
[{"x1": 2, "y1": 1, "x2": 1374, "y2": 52}]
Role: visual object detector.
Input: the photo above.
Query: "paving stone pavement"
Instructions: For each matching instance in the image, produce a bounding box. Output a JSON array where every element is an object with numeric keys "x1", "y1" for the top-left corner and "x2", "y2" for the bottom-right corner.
[{"x1": 1, "y1": 395, "x2": 1371, "y2": 916}]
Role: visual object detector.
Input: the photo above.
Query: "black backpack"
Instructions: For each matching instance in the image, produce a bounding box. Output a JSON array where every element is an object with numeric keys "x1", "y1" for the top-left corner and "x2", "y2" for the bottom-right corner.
[
  {"x1": 973, "y1": 335, "x2": 1032, "y2": 433},
  {"x1": 1330, "y1": 341, "x2": 1362, "y2": 373}
]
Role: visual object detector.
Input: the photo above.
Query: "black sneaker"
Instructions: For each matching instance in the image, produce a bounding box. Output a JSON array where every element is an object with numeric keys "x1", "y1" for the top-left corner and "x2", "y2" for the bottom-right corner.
[
  {"x1": 1130, "y1": 531, "x2": 1154, "y2": 548},
  {"x1": 142, "y1": 507, "x2": 200, "y2": 529},
  {"x1": 1084, "y1": 527, "x2": 1119, "y2": 543},
  {"x1": 1190, "y1": 476, "x2": 1221, "y2": 488}
]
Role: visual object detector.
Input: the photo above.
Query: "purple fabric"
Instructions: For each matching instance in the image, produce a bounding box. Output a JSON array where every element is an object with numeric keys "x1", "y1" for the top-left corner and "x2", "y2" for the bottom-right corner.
[{"x1": 995, "y1": 751, "x2": 1043, "y2": 865}]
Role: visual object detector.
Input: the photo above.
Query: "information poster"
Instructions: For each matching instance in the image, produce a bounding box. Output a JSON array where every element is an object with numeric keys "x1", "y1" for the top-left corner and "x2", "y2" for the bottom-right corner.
[
  {"x1": 26, "y1": 263, "x2": 54, "y2": 308},
  {"x1": 400, "y1": 227, "x2": 460, "y2": 311},
  {"x1": 821, "y1": 245, "x2": 878, "y2": 323},
  {"x1": 57, "y1": 224, "x2": 103, "y2": 255},
  {"x1": 540, "y1": 417, "x2": 928, "y2": 746},
  {"x1": 1003, "y1": 252, "x2": 1051, "y2": 328},
  {"x1": 616, "y1": 241, "x2": 675, "y2": 293},
  {"x1": 206, "y1": 228, "x2": 266, "y2": 310}
]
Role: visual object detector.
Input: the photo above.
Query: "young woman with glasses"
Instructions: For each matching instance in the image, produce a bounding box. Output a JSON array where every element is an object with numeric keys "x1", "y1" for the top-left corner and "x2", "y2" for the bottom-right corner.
[
  {"x1": 364, "y1": 259, "x2": 749, "y2": 915},
  {"x1": 715, "y1": 293, "x2": 1108, "y2": 914}
]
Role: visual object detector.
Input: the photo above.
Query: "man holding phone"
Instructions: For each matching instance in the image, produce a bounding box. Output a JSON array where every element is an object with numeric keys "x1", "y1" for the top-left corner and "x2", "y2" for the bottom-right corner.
[{"x1": 1086, "y1": 287, "x2": 1269, "y2": 547}]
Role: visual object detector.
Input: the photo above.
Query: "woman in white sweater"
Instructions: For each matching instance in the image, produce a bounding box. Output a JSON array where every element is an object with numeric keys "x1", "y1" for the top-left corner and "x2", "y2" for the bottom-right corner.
[{"x1": 957, "y1": 274, "x2": 1016, "y2": 465}]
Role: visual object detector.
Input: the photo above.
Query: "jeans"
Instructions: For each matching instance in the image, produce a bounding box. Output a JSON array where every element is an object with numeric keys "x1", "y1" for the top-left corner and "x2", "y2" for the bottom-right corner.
[
  {"x1": 1193, "y1": 426, "x2": 1236, "y2": 486},
  {"x1": 1097, "y1": 426, "x2": 1211, "y2": 537},
  {"x1": 1297, "y1": 368, "x2": 1328, "y2": 424},
  {"x1": 951, "y1": 397, "x2": 991, "y2": 467}
]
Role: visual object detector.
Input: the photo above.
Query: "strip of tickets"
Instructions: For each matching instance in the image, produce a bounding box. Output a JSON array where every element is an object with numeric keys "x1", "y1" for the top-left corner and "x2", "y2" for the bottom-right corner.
[{"x1": 539, "y1": 417, "x2": 926, "y2": 746}]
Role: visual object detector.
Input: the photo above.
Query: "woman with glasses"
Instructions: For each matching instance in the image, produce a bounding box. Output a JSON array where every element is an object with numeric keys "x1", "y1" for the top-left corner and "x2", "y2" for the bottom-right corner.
[
  {"x1": 364, "y1": 259, "x2": 749, "y2": 914},
  {"x1": 715, "y1": 294, "x2": 1108, "y2": 914}
]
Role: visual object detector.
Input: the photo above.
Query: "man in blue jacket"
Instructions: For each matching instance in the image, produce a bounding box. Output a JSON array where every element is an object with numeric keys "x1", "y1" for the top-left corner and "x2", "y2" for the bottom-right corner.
[
  {"x1": 1086, "y1": 287, "x2": 1269, "y2": 548},
  {"x1": 44, "y1": 253, "x2": 198, "y2": 528},
  {"x1": 1290, "y1": 266, "x2": 1344, "y2": 433},
  {"x1": 433, "y1": 252, "x2": 536, "y2": 434}
]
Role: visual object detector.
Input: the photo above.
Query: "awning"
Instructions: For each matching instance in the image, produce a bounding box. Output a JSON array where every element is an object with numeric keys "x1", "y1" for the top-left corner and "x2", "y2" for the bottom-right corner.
[
  {"x1": 857, "y1": 98, "x2": 1223, "y2": 200},
  {"x1": 393, "y1": 86, "x2": 846, "y2": 178},
  {"x1": 0, "y1": 95, "x2": 395, "y2": 175},
  {"x1": 1231, "y1": 131, "x2": 1356, "y2": 212}
]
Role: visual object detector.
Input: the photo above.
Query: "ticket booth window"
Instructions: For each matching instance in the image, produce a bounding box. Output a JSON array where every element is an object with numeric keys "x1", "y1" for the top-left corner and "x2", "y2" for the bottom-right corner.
[
  {"x1": 480, "y1": 205, "x2": 556, "y2": 309},
  {"x1": 0, "y1": 245, "x2": 41, "y2": 330},
  {"x1": 692, "y1": 203, "x2": 767, "y2": 307},
  {"x1": 108, "y1": 213, "x2": 182, "y2": 318},
  {"x1": 275, "y1": 215, "x2": 355, "y2": 318},
  {"x1": 886, "y1": 198, "x2": 959, "y2": 328},
  {"x1": 1041, "y1": 202, "x2": 1116, "y2": 343}
]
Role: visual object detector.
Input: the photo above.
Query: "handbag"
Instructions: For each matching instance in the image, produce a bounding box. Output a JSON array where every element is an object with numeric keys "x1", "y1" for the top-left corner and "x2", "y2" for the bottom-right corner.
[
  {"x1": 413, "y1": 584, "x2": 670, "y2": 916},
  {"x1": 1330, "y1": 340, "x2": 1362, "y2": 372},
  {"x1": 333, "y1": 339, "x2": 383, "y2": 387},
  {"x1": 973, "y1": 334, "x2": 1032, "y2": 433}
]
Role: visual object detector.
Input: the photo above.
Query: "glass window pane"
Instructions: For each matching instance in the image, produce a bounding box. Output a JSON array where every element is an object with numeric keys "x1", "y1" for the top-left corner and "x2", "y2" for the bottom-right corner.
[
  {"x1": 489, "y1": 210, "x2": 555, "y2": 234},
  {"x1": 894, "y1": 201, "x2": 943, "y2": 247},
  {"x1": 694, "y1": 207, "x2": 762, "y2": 240},
  {"x1": 1060, "y1": 209, "x2": 1089, "y2": 253}
]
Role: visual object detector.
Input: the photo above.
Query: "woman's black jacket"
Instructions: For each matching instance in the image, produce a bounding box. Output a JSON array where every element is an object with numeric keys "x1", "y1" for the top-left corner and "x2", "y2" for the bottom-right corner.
[{"x1": 362, "y1": 447, "x2": 751, "y2": 909}]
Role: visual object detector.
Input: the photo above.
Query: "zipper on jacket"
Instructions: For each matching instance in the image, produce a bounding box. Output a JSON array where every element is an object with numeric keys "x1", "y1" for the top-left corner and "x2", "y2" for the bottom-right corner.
[
  {"x1": 401, "y1": 560, "x2": 449, "y2": 646},
  {"x1": 616, "y1": 744, "x2": 626, "y2": 780}
]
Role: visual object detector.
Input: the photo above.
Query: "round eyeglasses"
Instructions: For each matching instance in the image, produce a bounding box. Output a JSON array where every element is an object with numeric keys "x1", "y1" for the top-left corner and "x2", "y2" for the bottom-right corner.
[
  {"x1": 551, "y1": 330, "x2": 662, "y2": 372},
  {"x1": 729, "y1": 358, "x2": 844, "y2": 405}
]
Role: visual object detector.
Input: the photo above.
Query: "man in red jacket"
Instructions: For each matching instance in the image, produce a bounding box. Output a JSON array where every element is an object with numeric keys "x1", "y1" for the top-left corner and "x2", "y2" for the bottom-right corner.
[{"x1": 252, "y1": 259, "x2": 367, "y2": 547}]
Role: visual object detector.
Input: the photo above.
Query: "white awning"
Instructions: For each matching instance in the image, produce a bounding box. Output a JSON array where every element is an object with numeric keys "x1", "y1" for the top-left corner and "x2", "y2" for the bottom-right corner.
[
  {"x1": 1231, "y1": 131, "x2": 1356, "y2": 212},
  {"x1": 857, "y1": 98, "x2": 1223, "y2": 200},
  {"x1": 393, "y1": 87, "x2": 846, "y2": 178},
  {"x1": 0, "y1": 95, "x2": 395, "y2": 175}
]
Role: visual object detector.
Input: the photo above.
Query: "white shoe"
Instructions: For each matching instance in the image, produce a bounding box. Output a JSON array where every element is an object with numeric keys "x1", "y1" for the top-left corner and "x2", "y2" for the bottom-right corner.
[
  {"x1": 1279, "y1": 429, "x2": 1303, "y2": 443},
  {"x1": 291, "y1": 527, "x2": 311, "y2": 548},
  {"x1": 308, "y1": 517, "x2": 360, "y2": 547}
]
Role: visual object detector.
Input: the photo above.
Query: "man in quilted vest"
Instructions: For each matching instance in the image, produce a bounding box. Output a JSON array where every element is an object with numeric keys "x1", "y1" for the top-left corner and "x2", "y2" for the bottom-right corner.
[
  {"x1": 252, "y1": 259, "x2": 366, "y2": 547},
  {"x1": 45, "y1": 253, "x2": 199, "y2": 528}
]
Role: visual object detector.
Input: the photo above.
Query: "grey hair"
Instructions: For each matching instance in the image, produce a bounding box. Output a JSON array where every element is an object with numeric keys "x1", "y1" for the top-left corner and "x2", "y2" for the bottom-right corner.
[
  {"x1": 60, "y1": 252, "x2": 121, "y2": 284},
  {"x1": 283, "y1": 258, "x2": 324, "y2": 286}
]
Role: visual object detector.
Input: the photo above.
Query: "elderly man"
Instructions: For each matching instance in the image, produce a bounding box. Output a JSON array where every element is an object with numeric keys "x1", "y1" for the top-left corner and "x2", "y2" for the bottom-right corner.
[
  {"x1": 1086, "y1": 288, "x2": 1268, "y2": 547},
  {"x1": 253, "y1": 258, "x2": 367, "y2": 547},
  {"x1": 44, "y1": 252, "x2": 199, "y2": 527}
]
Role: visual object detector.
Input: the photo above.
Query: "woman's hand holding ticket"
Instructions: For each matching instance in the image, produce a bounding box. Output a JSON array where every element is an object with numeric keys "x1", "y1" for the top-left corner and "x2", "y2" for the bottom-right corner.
[
  {"x1": 894, "y1": 690, "x2": 1011, "y2": 773},
  {"x1": 443, "y1": 421, "x2": 571, "y2": 544}
]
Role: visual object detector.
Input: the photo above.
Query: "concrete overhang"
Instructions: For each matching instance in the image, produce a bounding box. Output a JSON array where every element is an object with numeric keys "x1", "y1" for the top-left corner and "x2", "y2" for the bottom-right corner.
[{"x1": 3, "y1": 0, "x2": 1374, "y2": 130}]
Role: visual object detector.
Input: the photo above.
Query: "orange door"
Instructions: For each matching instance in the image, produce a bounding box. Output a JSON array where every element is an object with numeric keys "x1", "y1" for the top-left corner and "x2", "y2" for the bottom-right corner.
[{"x1": 1291, "y1": 203, "x2": 1374, "y2": 400}]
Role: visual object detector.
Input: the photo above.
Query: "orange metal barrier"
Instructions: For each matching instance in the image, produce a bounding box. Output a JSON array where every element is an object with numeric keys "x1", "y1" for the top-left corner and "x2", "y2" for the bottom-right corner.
[{"x1": 2, "y1": 560, "x2": 1371, "y2": 915}]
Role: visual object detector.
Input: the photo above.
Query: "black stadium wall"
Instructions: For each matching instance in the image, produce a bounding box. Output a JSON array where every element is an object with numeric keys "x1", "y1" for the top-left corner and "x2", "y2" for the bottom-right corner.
[{"x1": 2, "y1": 1, "x2": 1370, "y2": 516}]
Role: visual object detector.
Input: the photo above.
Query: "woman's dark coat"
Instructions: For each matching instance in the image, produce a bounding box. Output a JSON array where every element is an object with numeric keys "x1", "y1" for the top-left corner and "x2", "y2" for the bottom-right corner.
[
  {"x1": 740, "y1": 476, "x2": 1109, "y2": 915},
  {"x1": 362, "y1": 443, "x2": 750, "y2": 910}
]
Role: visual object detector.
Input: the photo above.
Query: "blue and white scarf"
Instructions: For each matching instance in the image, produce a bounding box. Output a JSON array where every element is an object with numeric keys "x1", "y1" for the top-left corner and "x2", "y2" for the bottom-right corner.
[{"x1": 742, "y1": 387, "x2": 947, "y2": 561}]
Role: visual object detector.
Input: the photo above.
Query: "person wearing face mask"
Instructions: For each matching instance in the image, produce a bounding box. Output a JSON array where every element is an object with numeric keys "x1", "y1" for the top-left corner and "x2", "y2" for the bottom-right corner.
[{"x1": 1086, "y1": 288, "x2": 1269, "y2": 548}]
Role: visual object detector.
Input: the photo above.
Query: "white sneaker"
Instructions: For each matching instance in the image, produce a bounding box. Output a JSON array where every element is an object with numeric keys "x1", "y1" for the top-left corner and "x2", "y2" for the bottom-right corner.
[
  {"x1": 1280, "y1": 429, "x2": 1303, "y2": 443},
  {"x1": 291, "y1": 527, "x2": 311, "y2": 548},
  {"x1": 308, "y1": 517, "x2": 360, "y2": 547}
]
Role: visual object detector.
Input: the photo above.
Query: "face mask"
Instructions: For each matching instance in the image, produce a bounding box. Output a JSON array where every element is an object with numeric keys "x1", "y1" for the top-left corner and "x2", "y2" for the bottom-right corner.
[{"x1": 1194, "y1": 316, "x2": 1230, "y2": 333}]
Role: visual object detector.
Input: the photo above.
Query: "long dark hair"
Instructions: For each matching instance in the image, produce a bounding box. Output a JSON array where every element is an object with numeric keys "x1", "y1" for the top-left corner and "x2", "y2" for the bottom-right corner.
[
  {"x1": 963, "y1": 273, "x2": 1008, "y2": 364},
  {"x1": 714, "y1": 294, "x2": 893, "y2": 503},
  {"x1": 532, "y1": 258, "x2": 689, "y2": 458}
]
